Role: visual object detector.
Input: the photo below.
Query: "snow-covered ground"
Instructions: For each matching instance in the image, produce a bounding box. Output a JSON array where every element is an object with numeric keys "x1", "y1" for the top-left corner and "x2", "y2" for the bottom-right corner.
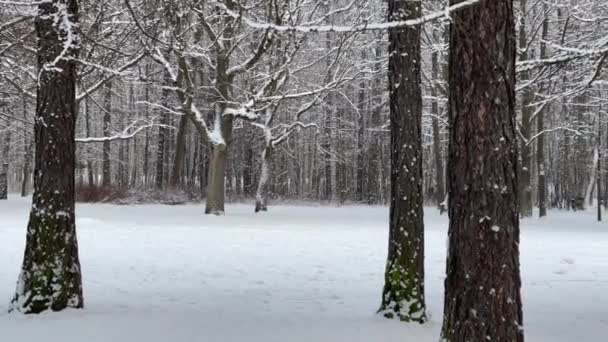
[{"x1": 1, "y1": 196, "x2": 606, "y2": 341}]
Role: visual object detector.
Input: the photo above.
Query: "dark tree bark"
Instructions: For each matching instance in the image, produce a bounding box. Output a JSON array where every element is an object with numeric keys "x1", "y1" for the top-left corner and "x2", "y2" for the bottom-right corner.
[
  {"x1": 441, "y1": 1, "x2": 524, "y2": 341},
  {"x1": 0, "y1": 163, "x2": 7, "y2": 200},
  {"x1": 243, "y1": 136, "x2": 255, "y2": 197},
  {"x1": 155, "y1": 80, "x2": 170, "y2": 190},
  {"x1": 142, "y1": 65, "x2": 151, "y2": 187},
  {"x1": 431, "y1": 44, "x2": 445, "y2": 209},
  {"x1": 170, "y1": 115, "x2": 189, "y2": 188},
  {"x1": 21, "y1": 98, "x2": 33, "y2": 197},
  {"x1": 102, "y1": 81, "x2": 112, "y2": 187},
  {"x1": 0, "y1": 127, "x2": 10, "y2": 199},
  {"x1": 379, "y1": 0, "x2": 426, "y2": 323},
  {"x1": 11, "y1": 0, "x2": 84, "y2": 314},
  {"x1": 598, "y1": 114, "x2": 603, "y2": 222},
  {"x1": 356, "y1": 60, "x2": 366, "y2": 202},
  {"x1": 537, "y1": 2, "x2": 549, "y2": 218},
  {"x1": 84, "y1": 96, "x2": 95, "y2": 186}
]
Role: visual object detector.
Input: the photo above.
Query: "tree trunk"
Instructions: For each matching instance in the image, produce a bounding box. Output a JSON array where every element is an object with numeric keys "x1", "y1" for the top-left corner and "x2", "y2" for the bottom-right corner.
[
  {"x1": 102, "y1": 81, "x2": 112, "y2": 187},
  {"x1": 0, "y1": 128, "x2": 10, "y2": 199},
  {"x1": 356, "y1": 58, "x2": 366, "y2": 202},
  {"x1": 255, "y1": 145, "x2": 273, "y2": 213},
  {"x1": 598, "y1": 117, "x2": 602, "y2": 222},
  {"x1": 379, "y1": 0, "x2": 426, "y2": 323},
  {"x1": 155, "y1": 114, "x2": 168, "y2": 190},
  {"x1": 518, "y1": 0, "x2": 533, "y2": 217},
  {"x1": 441, "y1": 1, "x2": 524, "y2": 341},
  {"x1": 21, "y1": 98, "x2": 33, "y2": 197},
  {"x1": 431, "y1": 47, "x2": 445, "y2": 209},
  {"x1": 243, "y1": 133, "x2": 254, "y2": 197},
  {"x1": 170, "y1": 115, "x2": 189, "y2": 188},
  {"x1": 205, "y1": 145, "x2": 227, "y2": 215},
  {"x1": 143, "y1": 66, "x2": 150, "y2": 187},
  {"x1": 367, "y1": 42, "x2": 383, "y2": 204},
  {"x1": 12, "y1": 0, "x2": 84, "y2": 313},
  {"x1": 537, "y1": 3, "x2": 549, "y2": 217},
  {"x1": 84, "y1": 96, "x2": 95, "y2": 186}
]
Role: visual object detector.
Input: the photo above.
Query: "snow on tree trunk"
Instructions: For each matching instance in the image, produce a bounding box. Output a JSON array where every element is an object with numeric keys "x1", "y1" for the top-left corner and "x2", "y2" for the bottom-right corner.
[
  {"x1": 585, "y1": 147, "x2": 599, "y2": 206},
  {"x1": 11, "y1": 0, "x2": 84, "y2": 314},
  {"x1": 255, "y1": 146, "x2": 273, "y2": 213},
  {"x1": 379, "y1": 0, "x2": 426, "y2": 323},
  {"x1": 441, "y1": 1, "x2": 524, "y2": 340}
]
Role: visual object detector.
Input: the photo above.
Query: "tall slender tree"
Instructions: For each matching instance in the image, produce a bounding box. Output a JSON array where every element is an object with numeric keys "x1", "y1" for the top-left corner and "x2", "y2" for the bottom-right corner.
[
  {"x1": 11, "y1": 0, "x2": 84, "y2": 314},
  {"x1": 441, "y1": 0, "x2": 524, "y2": 340},
  {"x1": 537, "y1": 1, "x2": 549, "y2": 218},
  {"x1": 379, "y1": 0, "x2": 426, "y2": 323}
]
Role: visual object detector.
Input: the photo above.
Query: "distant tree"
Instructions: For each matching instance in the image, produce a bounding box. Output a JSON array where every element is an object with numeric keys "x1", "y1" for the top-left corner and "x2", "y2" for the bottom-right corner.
[
  {"x1": 11, "y1": 0, "x2": 84, "y2": 313},
  {"x1": 441, "y1": 0, "x2": 524, "y2": 340},
  {"x1": 379, "y1": 0, "x2": 426, "y2": 323}
]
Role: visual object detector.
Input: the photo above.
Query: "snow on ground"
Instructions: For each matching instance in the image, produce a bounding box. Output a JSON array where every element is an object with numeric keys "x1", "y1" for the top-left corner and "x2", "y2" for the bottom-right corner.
[{"x1": 0, "y1": 196, "x2": 607, "y2": 341}]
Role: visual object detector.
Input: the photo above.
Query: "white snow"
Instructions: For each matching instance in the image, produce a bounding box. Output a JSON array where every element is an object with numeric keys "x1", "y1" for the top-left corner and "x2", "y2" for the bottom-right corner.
[{"x1": 0, "y1": 196, "x2": 607, "y2": 341}]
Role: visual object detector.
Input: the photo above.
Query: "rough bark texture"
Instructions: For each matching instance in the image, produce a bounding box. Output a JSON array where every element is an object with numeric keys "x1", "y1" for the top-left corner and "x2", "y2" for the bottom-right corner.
[
  {"x1": 11, "y1": 0, "x2": 84, "y2": 314},
  {"x1": 205, "y1": 145, "x2": 227, "y2": 215},
  {"x1": 379, "y1": 0, "x2": 426, "y2": 323},
  {"x1": 441, "y1": 1, "x2": 524, "y2": 341}
]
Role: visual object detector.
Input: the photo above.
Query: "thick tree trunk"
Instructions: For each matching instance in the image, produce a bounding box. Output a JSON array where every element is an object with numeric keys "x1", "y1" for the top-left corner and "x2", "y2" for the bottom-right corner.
[
  {"x1": 379, "y1": 0, "x2": 426, "y2": 323},
  {"x1": 12, "y1": 0, "x2": 84, "y2": 314},
  {"x1": 441, "y1": 1, "x2": 524, "y2": 341},
  {"x1": 255, "y1": 145, "x2": 273, "y2": 213},
  {"x1": 205, "y1": 145, "x2": 227, "y2": 215}
]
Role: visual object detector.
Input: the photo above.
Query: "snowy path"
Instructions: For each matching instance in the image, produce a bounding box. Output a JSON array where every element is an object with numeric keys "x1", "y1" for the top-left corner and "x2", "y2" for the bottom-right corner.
[{"x1": 1, "y1": 197, "x2": 606, "y2": 341}]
